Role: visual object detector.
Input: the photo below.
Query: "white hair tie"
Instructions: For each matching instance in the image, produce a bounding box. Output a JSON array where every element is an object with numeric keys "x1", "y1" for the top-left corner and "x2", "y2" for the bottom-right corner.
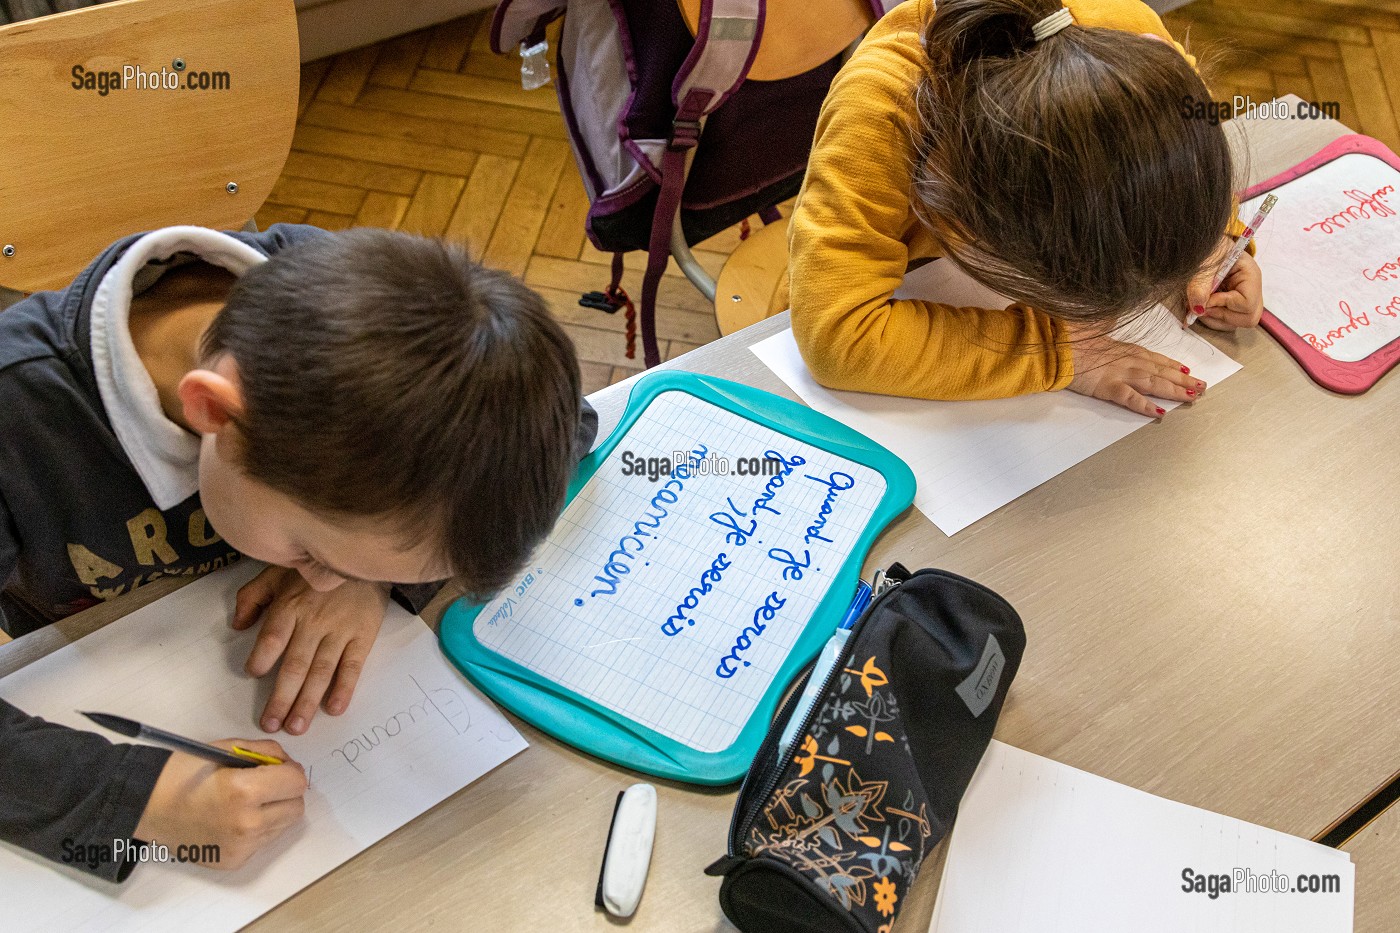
[{"x1": 1032, "y1": 7, "x2": 1075, "y2": 42}]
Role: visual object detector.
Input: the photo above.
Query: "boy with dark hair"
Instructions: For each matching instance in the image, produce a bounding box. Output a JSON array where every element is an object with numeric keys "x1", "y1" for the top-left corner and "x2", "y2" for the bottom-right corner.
[{"x1": 0, "y1": 224, "x2": 597, "y2": 878}]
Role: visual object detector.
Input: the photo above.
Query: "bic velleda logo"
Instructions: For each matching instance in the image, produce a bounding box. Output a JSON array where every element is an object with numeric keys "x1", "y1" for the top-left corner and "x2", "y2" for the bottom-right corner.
[{"x1": 71, "y1": 58, "x2": 231, "y2": 97}]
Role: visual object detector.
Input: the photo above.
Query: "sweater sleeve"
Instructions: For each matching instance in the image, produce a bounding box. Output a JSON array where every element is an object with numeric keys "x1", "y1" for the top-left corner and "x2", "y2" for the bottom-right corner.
[
  {"x1": 788, "y1": 60, "x2": 1073, "y2": 401},
  {"x1": 0, "y1": 494, "x2": 16, "y2": 638},
  {"x1": 0, "y1": 699, "x2": 171, "y2": 882},
  {"x1": 0, "y1": 495, "x2": 171, "y2": 882}
]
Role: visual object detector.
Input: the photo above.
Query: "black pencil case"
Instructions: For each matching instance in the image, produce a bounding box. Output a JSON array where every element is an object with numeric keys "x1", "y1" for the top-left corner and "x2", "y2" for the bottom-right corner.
[{"x1": 704, "y1": 564, "x2": 1025, "y2": 933}]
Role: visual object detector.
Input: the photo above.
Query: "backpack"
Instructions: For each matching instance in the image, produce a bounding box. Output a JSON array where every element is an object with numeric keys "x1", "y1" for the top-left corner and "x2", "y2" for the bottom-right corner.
[{"x1": 490, "y1": 0, "x2": 898, "y2": 367}]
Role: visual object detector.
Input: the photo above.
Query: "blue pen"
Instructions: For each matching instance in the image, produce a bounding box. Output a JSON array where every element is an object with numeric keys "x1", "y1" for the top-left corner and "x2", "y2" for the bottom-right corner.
[
  {"x1": 777, "y1": 580, "x2": 873, "y2": 756},
  {"x1": 835, "y1": 580, "x2": 873, "y2": 631}
]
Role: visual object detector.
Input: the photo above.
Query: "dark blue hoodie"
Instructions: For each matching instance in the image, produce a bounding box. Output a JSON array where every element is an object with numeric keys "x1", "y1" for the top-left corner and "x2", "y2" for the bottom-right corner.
[{"x1": 0, "y1": 224, "x2": 596, "y2": 880}]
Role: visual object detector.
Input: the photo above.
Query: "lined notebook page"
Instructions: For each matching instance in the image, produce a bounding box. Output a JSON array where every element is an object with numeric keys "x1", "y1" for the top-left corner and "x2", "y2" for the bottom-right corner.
[
  {"x1": 929, "y1": 741, "x2": 1354, "y2": 933},
  {"x1": 0, "y1": 560, "x2": 525, "y2": 933},
  {"x1": 474, "y1": 389, "x2": 887, "y2": 752},
  {"x1": 751, "y1": 261, "x2": 1241, "y2": 535}
]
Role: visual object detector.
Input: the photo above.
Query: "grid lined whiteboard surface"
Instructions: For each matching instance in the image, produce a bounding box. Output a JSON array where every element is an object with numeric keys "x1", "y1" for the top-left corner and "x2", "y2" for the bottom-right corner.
[
  {"x1": 473, "y1": 390, "x2": 888, "y2": 753},
  {"x1": 1243, "y1": 152, "x2": 1400, "y2": 363}
]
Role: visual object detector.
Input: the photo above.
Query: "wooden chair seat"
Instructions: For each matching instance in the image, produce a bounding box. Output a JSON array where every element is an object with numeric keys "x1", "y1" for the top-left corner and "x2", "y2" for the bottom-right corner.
[{"x1": 714, "y1": 213, "x2": 790, "y2": 336}]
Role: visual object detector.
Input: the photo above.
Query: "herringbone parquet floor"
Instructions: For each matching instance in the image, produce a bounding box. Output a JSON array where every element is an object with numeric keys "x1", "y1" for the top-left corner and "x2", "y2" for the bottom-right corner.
[
  {"x1": 255, "y1": 1, "x2": 1400, "y2": 396},
  {"x1": 255, "y1": 12, "x2": 726, "y2": 396},
  {"x1": 1165, "y1": 0, "x2": 1400, "y2": 152}
]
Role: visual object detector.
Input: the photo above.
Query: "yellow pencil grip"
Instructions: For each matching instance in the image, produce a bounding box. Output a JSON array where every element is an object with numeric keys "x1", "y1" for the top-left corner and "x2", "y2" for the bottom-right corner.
[{"x1": 230, "y1": 745, "x2": 284, "y2": 766}]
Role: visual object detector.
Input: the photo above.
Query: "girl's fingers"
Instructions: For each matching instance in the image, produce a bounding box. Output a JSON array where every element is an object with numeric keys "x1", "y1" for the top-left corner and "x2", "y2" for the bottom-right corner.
[
  {"x1": 1197, "y1": 301, "x2": 1255, "y2": 329},
  {"x1": 1129, "y1": 345, "x2": 1187, "y2": 373},
  {"x1": 1130, "y1": 345, "x2": 1208, "y2": 391},
  {"x1": 1207, "y1": 288, "x2": 1255, "y2": 316},
  {"x1": 1109, "y1": 383, "x2": 1167, "y2": 419},
  {"x1": 1131, "y1": 370, "x2": 1196, "y2": 403},
  {"x1": 1198, "y1": 314, "x2": 1239, "y2": 332},
  {"x1": 1159, "y1": 362, "x2": 1201, "y2": 391}
]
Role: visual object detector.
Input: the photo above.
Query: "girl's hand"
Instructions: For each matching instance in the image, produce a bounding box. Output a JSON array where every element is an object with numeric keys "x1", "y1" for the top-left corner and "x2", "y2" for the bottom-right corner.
[
  {"x1": 134, "y1": 740, "x2": 306, "y2": 871},
  {"x1": 1187, "y1": 243, "x2": 1264, "y2": 331},
  {"x1": 1065, "y1": 327, "x2": 1206, "y2": 418}
]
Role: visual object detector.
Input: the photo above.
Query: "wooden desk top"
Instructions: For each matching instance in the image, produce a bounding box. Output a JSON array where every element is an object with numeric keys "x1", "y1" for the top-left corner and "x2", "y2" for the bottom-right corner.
[
  {"x1": 1344, "y1": 805, "x2": 1400, "y2": 933},
  {"x1": 1, "y1": 97, "x2": 1393, "y2": 931}
]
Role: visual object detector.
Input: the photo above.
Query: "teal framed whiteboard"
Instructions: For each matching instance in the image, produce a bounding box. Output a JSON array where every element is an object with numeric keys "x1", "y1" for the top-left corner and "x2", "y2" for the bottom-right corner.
[{"x1": 438, "y1": 371, "x2": 915, "y2": 785}]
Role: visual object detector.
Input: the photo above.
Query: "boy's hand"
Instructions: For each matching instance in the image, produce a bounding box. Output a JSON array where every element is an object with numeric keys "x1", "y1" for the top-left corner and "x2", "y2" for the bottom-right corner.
[
  {"x1": 233, "y1": 566, "x2": 389, "y2": 734},
  {"x1": 1186, "y1": 242, "x2": 1264, "y2": 331},
  {"x1": 133, "y1": 740, "x2": 306, "y2": 871},
  {"x1": 1065, "y1": 327, "x2": 1206, "y2": 418}
]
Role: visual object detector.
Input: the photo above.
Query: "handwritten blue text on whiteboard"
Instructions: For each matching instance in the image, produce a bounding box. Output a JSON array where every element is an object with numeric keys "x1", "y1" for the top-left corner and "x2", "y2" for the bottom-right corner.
[{"x1": 473, "y1": 391, "x2": 887, "y2": 752}]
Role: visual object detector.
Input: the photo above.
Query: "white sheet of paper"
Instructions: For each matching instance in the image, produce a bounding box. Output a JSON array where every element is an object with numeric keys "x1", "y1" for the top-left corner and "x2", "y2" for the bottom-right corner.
[
  {"x1": 474, "y1": 389, "x2": 887, "y2": 752},
  {"x1": 929, "y1": 741, "x2": 1354, "y2": 933},
  {"x1": 750, "y1": 261, "x2": 1241, "y2": 535},
  {"x1": 1242, "y1": 151, "x2": 1400, "y2": 362},
  {"x1": 0, "y1": 560, "x2": 526, "y2": 933}
]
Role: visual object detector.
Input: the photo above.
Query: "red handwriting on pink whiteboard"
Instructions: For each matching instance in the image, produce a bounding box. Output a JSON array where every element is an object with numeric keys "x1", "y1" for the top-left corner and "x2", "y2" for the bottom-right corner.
[
  {"x1": 1302, "y1": 186, "x2": 1397, "y2": 235},
  {"x1": 1304, "y1": 299, "x2": 1400, "y2": 352},
  {"x1": 1363, "y1": 251, "x2": 1400, "y2": 282}
]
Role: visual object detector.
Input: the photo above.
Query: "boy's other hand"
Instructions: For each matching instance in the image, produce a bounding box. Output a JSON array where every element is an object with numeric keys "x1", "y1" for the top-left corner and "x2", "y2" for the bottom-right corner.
[
  {"x1": 134, "y1": 740, "x2": 305, "y2": 871},
  {"x1": 233, "y1": 566, "x2": 389, "y2": 734},
  {"x1": 1065, "y1": 327, "x2": 1206, "y2": 418},
  {"x1": 1186, "y1": 240, "x2": 1264, "y2": 331}
]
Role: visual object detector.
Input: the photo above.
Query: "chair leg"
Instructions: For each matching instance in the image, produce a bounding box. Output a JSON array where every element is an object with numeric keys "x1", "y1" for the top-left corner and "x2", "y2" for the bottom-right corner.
[
  {"x1": 667, "y1": 145, "x2": 716, "y2": 303},
  {"x1": 669, "y1": 214, "x2": 716, "y2": 302}
]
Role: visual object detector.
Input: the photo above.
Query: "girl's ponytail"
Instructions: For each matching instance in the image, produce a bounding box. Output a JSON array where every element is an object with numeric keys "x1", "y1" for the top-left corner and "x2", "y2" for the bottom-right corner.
[
  {"x1": 913, "y1": 1, "x2": 1236, "y2": 327},
  {"x1": 924, "y1": 0, "x2": 1054, "y2": 75}
]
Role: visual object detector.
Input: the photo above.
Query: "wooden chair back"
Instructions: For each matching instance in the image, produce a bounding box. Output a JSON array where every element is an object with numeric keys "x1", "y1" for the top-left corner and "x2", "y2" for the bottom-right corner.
[
  {"x1": 677, "y1": 0, "x2": 875, "y2": 82},
  {"x1": 0, "y1": 0, "x2": 298, "y2": 292}
]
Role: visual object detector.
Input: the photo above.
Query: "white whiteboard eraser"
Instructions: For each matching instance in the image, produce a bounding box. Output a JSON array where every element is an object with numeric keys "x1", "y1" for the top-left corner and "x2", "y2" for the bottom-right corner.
[{"x1": 596, "y1": 783, "x2": 657, "y2": 918}]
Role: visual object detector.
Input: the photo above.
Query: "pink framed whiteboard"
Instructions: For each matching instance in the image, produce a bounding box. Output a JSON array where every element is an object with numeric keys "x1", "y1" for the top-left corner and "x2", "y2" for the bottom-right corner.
[{"x1": 1241, "y1": 134, "x2": 1400, "y2": 394}]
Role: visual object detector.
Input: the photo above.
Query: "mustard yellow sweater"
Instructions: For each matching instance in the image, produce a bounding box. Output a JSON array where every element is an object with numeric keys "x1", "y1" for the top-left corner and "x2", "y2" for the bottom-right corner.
[{"x1": 789, "y1": 0, "x2": 1231, "y2": 399}]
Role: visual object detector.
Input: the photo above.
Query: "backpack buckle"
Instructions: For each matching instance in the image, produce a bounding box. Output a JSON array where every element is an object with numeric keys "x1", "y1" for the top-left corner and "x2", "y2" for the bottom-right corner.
[{"x1": 669, "y1": 118, "x2": 701, "y2": 151}]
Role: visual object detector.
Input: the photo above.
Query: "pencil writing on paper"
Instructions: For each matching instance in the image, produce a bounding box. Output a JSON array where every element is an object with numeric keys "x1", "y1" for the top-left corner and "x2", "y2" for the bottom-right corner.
[{"x1": 326, "y1": 675, "x2": 473, "y2": 774}]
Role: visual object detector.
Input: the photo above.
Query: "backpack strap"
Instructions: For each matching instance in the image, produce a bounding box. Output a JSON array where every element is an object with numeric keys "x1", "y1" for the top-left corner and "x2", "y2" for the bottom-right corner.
[
  {"x1": 674, "y1": 0, "x2": 765, "y2": 117},
  {"x1": 637, "y1": 0, "x2": 765, "y2": 367},
  {"x1": 490, "y1": 0, "x2": 566, "y2": 54}
]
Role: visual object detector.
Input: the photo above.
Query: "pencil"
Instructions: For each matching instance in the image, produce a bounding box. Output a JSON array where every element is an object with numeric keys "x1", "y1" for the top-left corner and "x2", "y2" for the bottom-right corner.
[
  {"x1": 1186, "y1": 194, "x2": 1277, "y2": 327},
  {"x1": 80, "y1": 711, "x2": 283, "y2": 768}
]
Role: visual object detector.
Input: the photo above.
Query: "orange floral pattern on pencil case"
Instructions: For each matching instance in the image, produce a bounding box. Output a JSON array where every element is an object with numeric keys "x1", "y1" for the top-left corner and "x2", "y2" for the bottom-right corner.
[{"x1": 747, "y1": 653, "x2": 932, "y2": 930}]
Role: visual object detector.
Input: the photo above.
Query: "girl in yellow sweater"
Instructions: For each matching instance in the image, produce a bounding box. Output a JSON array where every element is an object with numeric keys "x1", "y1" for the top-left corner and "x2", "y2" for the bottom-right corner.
[{"x1": 789, "y1": 0, "x2": 1264, "y2": 418}]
